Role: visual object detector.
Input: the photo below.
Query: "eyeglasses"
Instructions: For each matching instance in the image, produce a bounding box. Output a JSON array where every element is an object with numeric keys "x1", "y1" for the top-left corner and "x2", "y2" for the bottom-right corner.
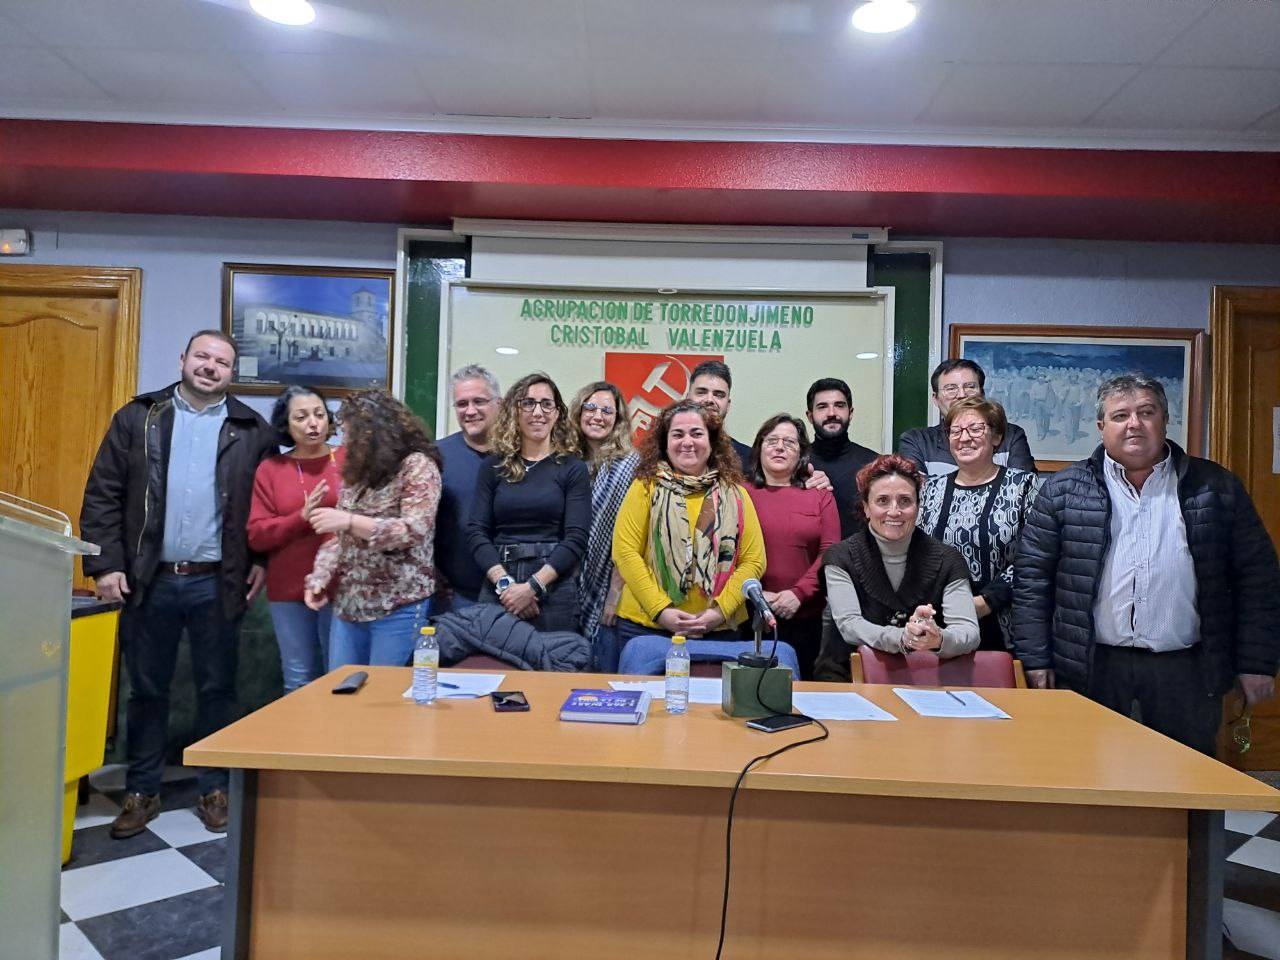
[
  {"x1": 517, "y1": 398, "x2": 557, "y2": 413},
  {"x1": 948, "y1": 423, "x2": 989, "y2": 440},
  {"x1": 763, "y1": 437, "x2": 799, "y2": 451},
  {"x1": 581, "y1": 401, "x2": 616, "y2": 417},
  {"x1": 1229, "y1": 706, "x2": 1252, "y2": 755},
  {"x1": 938, "y1": 382, "x2": 981, "y2": 397},
  {"x1": 454, "y1": 397, "x2": 493, "y2": 411}
]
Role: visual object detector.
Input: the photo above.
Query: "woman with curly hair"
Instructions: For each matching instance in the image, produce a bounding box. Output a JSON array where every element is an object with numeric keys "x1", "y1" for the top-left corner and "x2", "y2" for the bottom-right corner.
[
  {"x1": 812, "y1": 454, "x2": 979, "y2": 682},
  {"x1": 303, "y1": 390, "x2": 442, "y2": 668},
  {"x1": 568, "y1": 381, "x2": 639, "y2": 670},
  {"x1": 613, "y1": 400, "x2": 801, "y2": 677},
  {"x1": 466, "y1": 372, "x2": 591, "y2": 633}
]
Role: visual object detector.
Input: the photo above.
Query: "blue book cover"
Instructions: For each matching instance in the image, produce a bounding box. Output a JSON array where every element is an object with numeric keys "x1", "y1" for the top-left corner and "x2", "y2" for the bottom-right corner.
[{"x1": 559, "y1": 688, "x2": 652, "y2": 725}]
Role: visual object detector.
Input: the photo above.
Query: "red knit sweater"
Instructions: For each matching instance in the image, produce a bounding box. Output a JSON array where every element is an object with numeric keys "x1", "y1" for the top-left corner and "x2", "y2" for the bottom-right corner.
[
  {"x1": 247, "y1": 448, "x2": 344, "y2": 602},
  {"x1": 745, "y1": 484, "x2": 840, "y2": 619}
]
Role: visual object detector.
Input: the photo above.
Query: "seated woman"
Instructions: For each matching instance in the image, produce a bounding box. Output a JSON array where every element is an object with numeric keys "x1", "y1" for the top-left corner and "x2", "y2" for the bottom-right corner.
[
  {"x1": 745, "y1": 414, "x2": 840, "y2": 679},
  {"x1": 813, "y1": 454, "x2": 979, "y2": 682},
  {"x1": 467, "y1": 372, "x2": 591, "y2": 634},
  {"x1": 614, "y1": 400, "x2": 801, "y2": 677},
  {"x1": 248, "y1": 385, "x2": 344, "y2": 691},
  {"x1": 303, "y1": 391, "x2": 442, "y2": 668},
  {"x1": 917, "y1": 396, "x2": 1040, "y2": 651},
  {"x1": 569, "y1": 381, "x2": 639, "y2": 672}
]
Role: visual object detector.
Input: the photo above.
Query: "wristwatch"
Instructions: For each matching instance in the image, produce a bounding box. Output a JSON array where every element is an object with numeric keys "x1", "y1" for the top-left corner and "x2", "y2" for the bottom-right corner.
[{"x1": 494, "y1": 575, "x2": 516, "y2": 596}]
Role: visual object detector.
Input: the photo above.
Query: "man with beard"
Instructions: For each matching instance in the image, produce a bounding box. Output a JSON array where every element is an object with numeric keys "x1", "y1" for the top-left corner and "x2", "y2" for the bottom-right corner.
[
  {"x1": 434, "y1": 364, "x2": 502, "y2": 611},
  {"x1": 805, "y1": 378, "x2": 878, "y2": 538},
  {"x1": 81, "y1": 330, "x2": 274, "y2": 838}
]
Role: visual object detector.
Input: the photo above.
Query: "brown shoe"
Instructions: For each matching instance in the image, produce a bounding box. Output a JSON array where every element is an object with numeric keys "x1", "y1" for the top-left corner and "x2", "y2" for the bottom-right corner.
[
  {"x1": 195, "y1": 790, "x2": 229, "y2": 833},
  {"x1": 110, "y1": 792, "x2": 161, "y2": 839}
]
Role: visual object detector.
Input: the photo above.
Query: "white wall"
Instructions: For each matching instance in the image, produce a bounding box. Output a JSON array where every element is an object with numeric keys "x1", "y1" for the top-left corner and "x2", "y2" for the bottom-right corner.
[{"x1": 0, "y1": 209, "x2": 399, "y2": 418}]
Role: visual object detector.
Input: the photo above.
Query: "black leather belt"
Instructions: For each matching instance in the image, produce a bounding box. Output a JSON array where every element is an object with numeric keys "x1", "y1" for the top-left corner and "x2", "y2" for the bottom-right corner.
[
  {"x1": 166, "y1": 561, "x2": 221, "y2": 576},
  {"x1": 497, "y1": 542, "x2": 557, "y2": 564}
]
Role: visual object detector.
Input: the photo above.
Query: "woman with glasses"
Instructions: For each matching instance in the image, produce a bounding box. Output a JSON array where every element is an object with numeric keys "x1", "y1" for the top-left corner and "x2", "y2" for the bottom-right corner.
[
  {"x1": 303, "y1": 391, "x2": 442, "y2": 668},
  {"x1": 917, "y1": 396, "x2": 1039, "y2": 651},
  {"x1": 248, "y1": 386, "x2": 344, "y2": 691},
  {"x1": 569, "y1": 381, "x2": 639, "y2": 671},
  {"x1": 613, "y1": 400, "x2": 801, "y2": 677},
  {"x1": 467, "y1": 372, "x2": 591, "y2": 633},
  {"x1": 744, "y1": 414, "x2": 840, "y2": 679}
]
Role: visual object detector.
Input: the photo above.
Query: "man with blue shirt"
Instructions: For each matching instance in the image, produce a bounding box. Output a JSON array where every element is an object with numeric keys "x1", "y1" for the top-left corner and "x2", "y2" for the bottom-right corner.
[
  {"x1": 434, "y1": 364, "x2": 501, "y2": 611},
  {"x1": 81, "y1": 330, "x2": 274, "y2": 837}
]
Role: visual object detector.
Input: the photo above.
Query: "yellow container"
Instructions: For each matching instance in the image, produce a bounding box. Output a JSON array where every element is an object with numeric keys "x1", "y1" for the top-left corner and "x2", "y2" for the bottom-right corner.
[{"x1": 63, "y1": 605, "x2": 119, "y2": 863}]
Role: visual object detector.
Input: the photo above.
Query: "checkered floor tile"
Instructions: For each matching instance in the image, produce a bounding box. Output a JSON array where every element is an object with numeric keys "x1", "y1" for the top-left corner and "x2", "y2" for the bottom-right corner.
[{"x1": 60, "y1": 766, "x2": 1280, "y2": 958}]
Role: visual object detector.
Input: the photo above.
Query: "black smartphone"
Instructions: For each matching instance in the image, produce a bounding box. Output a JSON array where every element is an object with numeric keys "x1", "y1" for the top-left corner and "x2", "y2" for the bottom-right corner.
[
  {"x1": 490, "y1": 690, "x2": 530, "y2": 712},
  {"x1": 746, "y1": 713, "x2": 812, "y2": 733}
]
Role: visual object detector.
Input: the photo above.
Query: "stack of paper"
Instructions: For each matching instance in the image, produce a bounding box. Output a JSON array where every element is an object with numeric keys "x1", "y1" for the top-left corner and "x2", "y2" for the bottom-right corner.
[
  {"x1": 892, "y1": 688, "x2": 1011, "y2": 719},
  {"x1": 791, "y1": 691, "x2": 897, "y2": 722},
  {"x1": 401, "y1": 672, "x2": 506, "y2": 699}
]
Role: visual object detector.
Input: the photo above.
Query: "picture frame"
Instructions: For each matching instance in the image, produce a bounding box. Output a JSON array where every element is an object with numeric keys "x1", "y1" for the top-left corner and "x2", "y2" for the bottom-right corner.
[
  {"x1": 948, "y1": 324, "x2": 1205, "y2": 471},
  {"x1": 221, "y1": 263, "x2": 396, "y2": 397}
]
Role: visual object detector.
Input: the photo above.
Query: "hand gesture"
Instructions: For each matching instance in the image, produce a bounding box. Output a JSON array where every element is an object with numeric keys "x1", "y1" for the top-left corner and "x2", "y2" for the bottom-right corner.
[
  {"x1": 500, "y1": 582, "x2": 540, "y2": 620},
  {"x1": 310, "y1": 507, "x2": 350, "y2": 535},
  {"x1": 300, "y1": 480, "x2": 329, "y2": 522},
  {"x1": 303, "y1": 584, "x2": 329, "y2": 611},
  {"x1": 903, "y1": 603, "x2": 942, "y2": 651}
]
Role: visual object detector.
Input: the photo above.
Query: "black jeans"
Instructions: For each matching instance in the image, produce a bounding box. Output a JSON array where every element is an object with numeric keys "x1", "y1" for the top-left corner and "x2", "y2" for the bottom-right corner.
[
  {"x1": 1087, "y1": 644, "x2": 1221, "y2": 756},
  {"x1": 479, "y1": 556, "x2": 580, "y2": 634},
  {"x1": 120, "y1": 572, "x2": 242, "y2": 795}
]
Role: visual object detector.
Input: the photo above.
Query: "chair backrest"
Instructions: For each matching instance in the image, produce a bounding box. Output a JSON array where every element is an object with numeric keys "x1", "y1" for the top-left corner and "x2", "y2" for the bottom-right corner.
[{"x1": 851, "y1": 647, "x2": 1025, "y2": 688}]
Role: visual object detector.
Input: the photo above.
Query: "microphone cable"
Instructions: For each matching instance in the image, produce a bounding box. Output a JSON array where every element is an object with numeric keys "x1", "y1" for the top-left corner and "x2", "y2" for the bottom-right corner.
[{"x1": 714, "y1": 625, "x2": 829, "y2": 960}]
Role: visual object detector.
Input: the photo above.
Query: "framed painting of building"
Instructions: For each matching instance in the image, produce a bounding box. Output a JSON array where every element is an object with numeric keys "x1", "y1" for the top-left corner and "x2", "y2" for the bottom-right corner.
[
  {"x1": 949, "y1": 324, "x2": 1205, "y2": 471},
  {"x1": 222, "y1": 263, "x2": 396, "y2": 396}
]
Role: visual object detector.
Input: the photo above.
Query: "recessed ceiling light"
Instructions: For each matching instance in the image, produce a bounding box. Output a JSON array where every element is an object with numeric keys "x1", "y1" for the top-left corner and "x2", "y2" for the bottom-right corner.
[
  {"x1": 495, "y1": 346, "x2": 519, "y2": 356},
  {"x1": 856, "y1": 352, "x2": 880, "y2": 360},
  {"x1": 251, "y1": 0, "x2": 316, "y2": 26},
  {"x1": 851, "y1": 0, "x2": 916, "y2": 34}
]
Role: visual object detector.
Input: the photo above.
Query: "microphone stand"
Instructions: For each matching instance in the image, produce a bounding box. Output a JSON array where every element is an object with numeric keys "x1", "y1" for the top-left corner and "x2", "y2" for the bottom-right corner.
[{"x1": 723, "y1": 599, "x2": 791, "y2": 718}]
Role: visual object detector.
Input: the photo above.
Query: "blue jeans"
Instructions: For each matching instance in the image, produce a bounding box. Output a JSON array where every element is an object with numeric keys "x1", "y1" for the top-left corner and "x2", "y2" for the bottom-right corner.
[
  {"x1": 329, "y1": 598, "x2": 431, "y2": 668},
  {"x1": 120, "y1": 572, "x2": 240, "y2": 796},
  {"x1": 615, "y1": 618, "x2": 801, "y2": 678},
  {"x1": 268, "y1": 601, "x2": 332, "y2": 692},
  {"x1": 593, "y1": 622, "x2": 623, "y2": 673}
]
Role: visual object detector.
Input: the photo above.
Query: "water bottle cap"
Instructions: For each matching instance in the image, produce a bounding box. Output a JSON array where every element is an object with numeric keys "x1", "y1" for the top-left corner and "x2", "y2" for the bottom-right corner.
[
  {"x1": 672, "y1": 634, "x2": 686, "y2": 644},
  {"x1": 420, "y1": 626, "x2": 435, "y2": 636}
]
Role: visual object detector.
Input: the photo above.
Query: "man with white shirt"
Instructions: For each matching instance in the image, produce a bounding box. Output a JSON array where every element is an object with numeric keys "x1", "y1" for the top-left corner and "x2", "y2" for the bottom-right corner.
[{"x1": 1012, "y1": 373, "x2": 1280, "y2": 753}]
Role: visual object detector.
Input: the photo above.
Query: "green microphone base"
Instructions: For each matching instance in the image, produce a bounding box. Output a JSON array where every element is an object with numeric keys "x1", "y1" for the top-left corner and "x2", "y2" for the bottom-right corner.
[{"x1": 721, "y1": 660, "x2": 793, "y2": 718}]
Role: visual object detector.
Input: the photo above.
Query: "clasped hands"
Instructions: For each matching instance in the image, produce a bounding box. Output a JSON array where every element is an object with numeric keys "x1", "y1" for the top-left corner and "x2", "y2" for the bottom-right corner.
[
  {"x1": 902, "y1": 603, "x2": 943, "y2": 652},
  {"x1": 656, "y1": 605, "x2": 726, "y2": 637}
]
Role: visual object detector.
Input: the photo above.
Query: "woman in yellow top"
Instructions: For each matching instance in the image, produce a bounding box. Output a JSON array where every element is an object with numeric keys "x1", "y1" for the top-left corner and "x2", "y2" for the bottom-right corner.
[{"x1": 612, "y1": 399, "x2": 801, "y2": 677}]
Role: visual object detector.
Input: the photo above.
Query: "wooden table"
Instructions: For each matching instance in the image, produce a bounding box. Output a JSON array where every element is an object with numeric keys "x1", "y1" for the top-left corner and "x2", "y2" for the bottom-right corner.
[{"x1": 186, "y1": 668, "x2": 1280, "y2": 960}]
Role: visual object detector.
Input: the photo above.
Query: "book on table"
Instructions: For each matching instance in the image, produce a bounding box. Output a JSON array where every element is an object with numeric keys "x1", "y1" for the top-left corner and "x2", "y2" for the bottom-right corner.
[{"x1": 559, "y1": 688, "x2": 652, "y2": 725}]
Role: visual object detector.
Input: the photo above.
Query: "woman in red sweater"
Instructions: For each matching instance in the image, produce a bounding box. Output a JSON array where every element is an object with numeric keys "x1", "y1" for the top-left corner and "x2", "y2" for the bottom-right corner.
[
  {"x1": 744, "y1": 414, "x2": 840, "y2": 679},
  {"x1": 247, "y1": 386, "x2": 344, "y2": 692}
]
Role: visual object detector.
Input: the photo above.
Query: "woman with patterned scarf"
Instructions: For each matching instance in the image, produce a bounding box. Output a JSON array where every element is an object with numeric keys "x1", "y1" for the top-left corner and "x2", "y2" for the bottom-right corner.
[
  {"x1": 569, "y1": 381, "x2": 640, "y2": 672},
  {"x1": 612, "y1": 400, "x2": 801, "y2": 677}
]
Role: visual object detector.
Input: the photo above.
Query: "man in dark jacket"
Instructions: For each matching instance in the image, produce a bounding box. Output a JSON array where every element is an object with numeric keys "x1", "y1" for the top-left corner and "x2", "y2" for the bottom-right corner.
[
  {"x1": 81, "y1": 330, "x2": 275, "y2": 837},
  {"x1": 804, "y1": 377, "x2": 878, "y2": 538},
  {"x1": 899, "y1": 359, "x2": 1036, "y2": 475},
  {"x1": 1013, "y1": 373, "x2": 1280, "y2": 754}
]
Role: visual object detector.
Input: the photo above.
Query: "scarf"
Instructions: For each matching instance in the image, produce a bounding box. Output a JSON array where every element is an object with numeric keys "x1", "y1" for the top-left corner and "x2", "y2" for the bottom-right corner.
[
  {"x1": 647, "y1": 462, "x2": 743, "y2": 604},
  {"x1": 578, "y1": 452, "x2": 639, "y2": 642}
]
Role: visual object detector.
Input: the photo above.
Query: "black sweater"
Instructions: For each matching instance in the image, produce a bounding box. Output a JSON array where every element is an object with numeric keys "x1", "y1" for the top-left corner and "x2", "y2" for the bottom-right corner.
[
  {"x1": 808, "y1": 433, "x2": 879, "y2": 539},
  {"x1": 467, "y1": 454, "x2": 592, "y2": 577}
]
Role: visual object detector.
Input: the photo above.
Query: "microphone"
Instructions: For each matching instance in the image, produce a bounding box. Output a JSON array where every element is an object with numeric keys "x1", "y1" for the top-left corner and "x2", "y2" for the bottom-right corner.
[{"x1": 741, "y1": 578, "x2": 777, "y2": 630}]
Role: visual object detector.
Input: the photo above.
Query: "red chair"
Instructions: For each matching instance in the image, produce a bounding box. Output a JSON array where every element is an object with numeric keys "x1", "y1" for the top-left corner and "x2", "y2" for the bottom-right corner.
[{"x1": 851, "y1": 647, "x2": 1027, "y2": 689}]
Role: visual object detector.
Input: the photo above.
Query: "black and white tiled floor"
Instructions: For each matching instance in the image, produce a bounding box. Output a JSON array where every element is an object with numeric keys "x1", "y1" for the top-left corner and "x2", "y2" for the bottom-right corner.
[{"x1": 61, "y1": 765, "x2": 1280, "y2": 959}]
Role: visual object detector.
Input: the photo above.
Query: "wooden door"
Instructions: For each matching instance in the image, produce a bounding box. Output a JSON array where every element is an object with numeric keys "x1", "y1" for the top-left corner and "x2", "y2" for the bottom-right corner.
[
  {"x1": 0, "y1": 265, "x2": 140, "y2": 589},
  {"x1": 1211, "y1": 285, "x2": 1280, "y2": 770}
]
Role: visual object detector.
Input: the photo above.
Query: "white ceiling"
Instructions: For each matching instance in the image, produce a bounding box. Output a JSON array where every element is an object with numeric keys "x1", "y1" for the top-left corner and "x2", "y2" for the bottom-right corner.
[{"x1": 1, "y1": 0, "x2": 1279, "y2": 149}]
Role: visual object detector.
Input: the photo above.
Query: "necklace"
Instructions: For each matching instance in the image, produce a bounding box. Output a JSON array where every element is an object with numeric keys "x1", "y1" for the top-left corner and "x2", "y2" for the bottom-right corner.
[{"x1": 294, "y1": 448, "x2": 339, "y2": 494}]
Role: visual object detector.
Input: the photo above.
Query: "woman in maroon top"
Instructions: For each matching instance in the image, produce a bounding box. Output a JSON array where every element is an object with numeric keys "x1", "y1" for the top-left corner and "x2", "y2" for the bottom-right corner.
[
  {"x1": 248, "y1": 386, "x2": 343, "y2": 692},
  {"x1": 745, "y1": 414, "x2": 840, "y2": 679}
]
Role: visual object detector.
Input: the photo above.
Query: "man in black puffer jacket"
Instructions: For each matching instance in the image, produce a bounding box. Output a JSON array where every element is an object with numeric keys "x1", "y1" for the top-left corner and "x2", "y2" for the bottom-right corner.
[{"x1": 1013, "y1": 374, "x2": 1280, "y2": 754}]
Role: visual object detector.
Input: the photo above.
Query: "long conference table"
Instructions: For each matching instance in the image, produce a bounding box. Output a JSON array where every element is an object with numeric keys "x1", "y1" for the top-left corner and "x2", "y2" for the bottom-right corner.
[{"x1": 185, "y1": 668, "x2": 1280, "y2": 960}]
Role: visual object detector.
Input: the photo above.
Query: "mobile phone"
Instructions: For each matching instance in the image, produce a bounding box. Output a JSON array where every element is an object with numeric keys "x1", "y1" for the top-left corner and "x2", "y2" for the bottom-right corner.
[
  {"x1": 490, "y1": 690, "x2": 530, "y2": 712},
  {"x1": 746, "y1": 713, "x2": 812, "y2": 733}
]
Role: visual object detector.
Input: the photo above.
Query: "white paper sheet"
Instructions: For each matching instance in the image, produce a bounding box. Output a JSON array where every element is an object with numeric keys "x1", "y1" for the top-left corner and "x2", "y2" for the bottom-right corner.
[
  {"x1": 609, "y1": 677, "x2": 723, "y2": 704},
  {"x1": 401, "y1": 672, "x2": 506, "y2": 699},
  {"x1": 892, "y1": 688, "x2": 1010, "y2": 719},
  {"x1": 791, "y1": 691, "x2": 897, "y2": 722}
]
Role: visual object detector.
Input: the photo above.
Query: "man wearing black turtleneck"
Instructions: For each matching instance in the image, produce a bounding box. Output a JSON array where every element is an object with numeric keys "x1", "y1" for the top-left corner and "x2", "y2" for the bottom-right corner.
[{"x1": 805, "y1": 378, "x2": 878, "y2": 538}]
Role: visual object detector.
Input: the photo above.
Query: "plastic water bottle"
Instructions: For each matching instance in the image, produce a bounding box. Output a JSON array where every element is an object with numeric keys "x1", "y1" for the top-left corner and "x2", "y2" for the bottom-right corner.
[
  {"x1": 412, "y1": 625, "x2": 439, "y2": 705},
  {"x1": 665, "y1": 633, "x2": 690, "y2": 714}
]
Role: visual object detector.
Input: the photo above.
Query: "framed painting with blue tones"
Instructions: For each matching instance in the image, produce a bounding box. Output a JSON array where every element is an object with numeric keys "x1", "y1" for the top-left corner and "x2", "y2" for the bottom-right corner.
[
  {"x1": 948, "y1": 324, "x2": 1205, "y2": 471},
  {"x1": 222, "y1": 263, "x2": 396, "y2": 397}
]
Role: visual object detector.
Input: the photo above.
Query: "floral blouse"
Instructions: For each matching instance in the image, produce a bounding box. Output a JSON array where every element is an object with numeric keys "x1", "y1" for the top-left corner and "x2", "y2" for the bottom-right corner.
[{"x1": 305, "y1": 451, "x2": 441, "y2": 622}]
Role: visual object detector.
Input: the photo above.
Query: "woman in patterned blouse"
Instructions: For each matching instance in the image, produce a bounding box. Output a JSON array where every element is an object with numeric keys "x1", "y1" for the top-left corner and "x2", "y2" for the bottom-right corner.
[
  {"x1": 304, "y1": 391, "x2": 442, "y2": 668},
  {"x1": 917, "y1": 396, "x2": 1039, "y2": 651}
]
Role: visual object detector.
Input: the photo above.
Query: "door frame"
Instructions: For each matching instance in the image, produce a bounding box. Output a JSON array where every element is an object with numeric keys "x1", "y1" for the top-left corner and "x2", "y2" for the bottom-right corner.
[
  {"x1": 0, "y1": 263, "x2": 142, "y2": 417},
  {"x1": 1209, "y1": 284, "x2": 1280, "y2": 465}
]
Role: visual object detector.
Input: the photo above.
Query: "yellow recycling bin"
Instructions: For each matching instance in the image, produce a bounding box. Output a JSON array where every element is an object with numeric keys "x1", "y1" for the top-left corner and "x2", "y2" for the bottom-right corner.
[{"x1": 63, "y1": 599, "x2": 120, "y2": 863}]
